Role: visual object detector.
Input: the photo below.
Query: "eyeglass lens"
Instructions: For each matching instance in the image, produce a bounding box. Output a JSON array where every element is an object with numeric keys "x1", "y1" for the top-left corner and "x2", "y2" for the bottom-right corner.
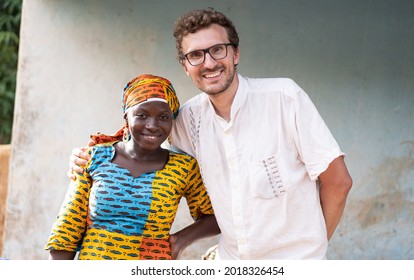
[{"x1": 185, "y1": 44, "x2": 232, "y2": 66}]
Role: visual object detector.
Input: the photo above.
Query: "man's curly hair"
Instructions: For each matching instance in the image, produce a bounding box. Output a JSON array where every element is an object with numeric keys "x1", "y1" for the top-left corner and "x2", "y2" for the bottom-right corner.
[{"x1": 173, "y1": 7, "x2": 239, "y2": 64}]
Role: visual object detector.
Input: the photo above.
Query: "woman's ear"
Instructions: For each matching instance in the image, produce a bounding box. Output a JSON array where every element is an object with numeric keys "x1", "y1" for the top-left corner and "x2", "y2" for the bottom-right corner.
[{"x1": 122, "y1": 113, "x2": 131, "y2": 142}]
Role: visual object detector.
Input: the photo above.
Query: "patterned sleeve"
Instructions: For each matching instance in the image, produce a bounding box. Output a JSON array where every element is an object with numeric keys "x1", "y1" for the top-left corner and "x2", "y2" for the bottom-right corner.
[
  {"x1": 44, "y1": 148, "x2": 94, "y2": 252},
  {"x1": 182, "y1": 156, "x2": 214, "y2": 221}
]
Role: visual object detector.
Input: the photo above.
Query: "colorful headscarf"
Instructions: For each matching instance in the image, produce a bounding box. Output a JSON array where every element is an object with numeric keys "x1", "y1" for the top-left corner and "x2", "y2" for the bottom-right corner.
[
  {"x1": 122, "y1": 74, "x2": 180, "y2": 116},
  {"x1": 90, "y1": 74, "x2": 180, "y2": 144}
]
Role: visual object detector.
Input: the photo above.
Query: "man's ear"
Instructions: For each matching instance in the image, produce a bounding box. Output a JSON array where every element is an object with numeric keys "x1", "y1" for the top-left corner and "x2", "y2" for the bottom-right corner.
[{"x1": 233, "y1": 46, "x2": 240, "y2": 66}]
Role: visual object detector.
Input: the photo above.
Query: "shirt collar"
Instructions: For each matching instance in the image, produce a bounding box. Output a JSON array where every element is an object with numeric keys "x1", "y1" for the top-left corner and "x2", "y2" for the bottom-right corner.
[
  {"x1": 204, "y1": 74, "x2": 248, "y2": 125},
  {"x1": 230, "y1": 74, "x2": 248, "y2": 120}
]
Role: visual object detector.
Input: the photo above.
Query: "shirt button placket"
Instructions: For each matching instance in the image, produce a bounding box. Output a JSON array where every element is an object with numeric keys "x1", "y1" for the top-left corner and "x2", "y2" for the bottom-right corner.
[{"x1": 224, "y1": 128, "x2": 248, "y2": 257}]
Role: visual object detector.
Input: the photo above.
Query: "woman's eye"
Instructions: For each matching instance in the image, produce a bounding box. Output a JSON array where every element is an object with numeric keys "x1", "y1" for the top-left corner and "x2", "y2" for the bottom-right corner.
[{"x1": 136, "y1": 114, "x2": 146, "y2": 118}]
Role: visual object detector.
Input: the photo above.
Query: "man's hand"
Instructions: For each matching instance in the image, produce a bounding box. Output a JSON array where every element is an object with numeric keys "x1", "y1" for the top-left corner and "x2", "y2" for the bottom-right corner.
[{"x1": 67, "y1": 140, "x2": 95, "y2": 180}]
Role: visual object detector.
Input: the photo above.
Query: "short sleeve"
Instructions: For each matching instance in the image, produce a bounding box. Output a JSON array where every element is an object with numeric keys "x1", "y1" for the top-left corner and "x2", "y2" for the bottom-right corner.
[{"x1": 292, "y1": 89, "x2": 345, "y2": 181}]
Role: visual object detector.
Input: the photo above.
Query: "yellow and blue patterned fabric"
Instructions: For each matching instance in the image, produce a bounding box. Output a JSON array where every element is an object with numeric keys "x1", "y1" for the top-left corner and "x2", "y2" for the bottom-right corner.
[{"x1": 45, "y1": 142, "x2": 213, "y2": 260}]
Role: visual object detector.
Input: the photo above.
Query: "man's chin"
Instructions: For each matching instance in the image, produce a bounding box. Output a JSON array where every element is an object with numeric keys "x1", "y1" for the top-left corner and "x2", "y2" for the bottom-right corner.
[
  {"x1": 203, "y1": 88, "x2": 225, "y2": 96},
  {"x1": 199, "y1": 82, "x2": 226, "y2": 95}
]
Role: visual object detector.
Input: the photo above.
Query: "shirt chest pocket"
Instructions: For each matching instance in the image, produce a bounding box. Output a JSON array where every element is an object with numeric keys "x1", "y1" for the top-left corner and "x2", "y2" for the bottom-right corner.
[{"x1": 249, "y1": 154, "x2": 290, "y2": 199}]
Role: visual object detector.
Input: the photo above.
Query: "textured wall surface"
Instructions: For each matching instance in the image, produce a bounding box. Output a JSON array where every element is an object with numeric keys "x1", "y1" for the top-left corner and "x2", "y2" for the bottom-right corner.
[
  {"x1": 3, "y1": 0, "x2": 414, "y2": 260},
  {"x1": 0, "y1": 145, "x2": 11, "y2": 255}
]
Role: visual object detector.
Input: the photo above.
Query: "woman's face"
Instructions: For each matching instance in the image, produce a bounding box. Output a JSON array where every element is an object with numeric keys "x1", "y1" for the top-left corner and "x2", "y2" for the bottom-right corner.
[{"x1": 125, "y1": 101, "x2": 173, "y2": 151}]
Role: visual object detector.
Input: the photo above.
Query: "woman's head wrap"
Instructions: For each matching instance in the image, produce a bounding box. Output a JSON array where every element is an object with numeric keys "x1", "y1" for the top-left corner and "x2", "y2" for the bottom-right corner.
[
  {"x1": 122, "y1": 74, "x2": 180, "y2": 116},
  {"x1": 90, "y1": 74, "x2": 180, "y2": 144}
]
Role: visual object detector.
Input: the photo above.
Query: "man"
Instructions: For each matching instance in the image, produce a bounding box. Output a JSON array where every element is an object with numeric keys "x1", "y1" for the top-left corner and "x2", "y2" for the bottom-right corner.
[{"x1": 70, "y1": 8, "x2": 352, "y2": 259}]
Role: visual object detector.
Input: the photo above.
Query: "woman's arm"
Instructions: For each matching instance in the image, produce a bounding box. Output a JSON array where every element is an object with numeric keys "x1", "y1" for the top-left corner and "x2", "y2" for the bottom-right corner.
[
  {"x1": 169, "y1": 214, "x2": 220, "y2": 260},
  {"x1": 46, "y1": 148, "x2": 93, "y2": 259},
  {"x1": 49, "y1": 250, "x2": 77, "y2": 260}
]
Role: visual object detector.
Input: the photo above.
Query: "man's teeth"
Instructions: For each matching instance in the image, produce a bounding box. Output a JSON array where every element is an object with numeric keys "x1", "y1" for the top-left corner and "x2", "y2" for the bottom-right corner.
[{"x1": 205, "y1": 72, "x2": 220, "y2": 78}]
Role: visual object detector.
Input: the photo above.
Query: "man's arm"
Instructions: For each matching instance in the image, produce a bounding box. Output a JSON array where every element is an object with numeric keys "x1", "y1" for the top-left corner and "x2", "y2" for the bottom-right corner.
[{"x1": 318, "y1": 155, "x2": 352, "y2": 240}]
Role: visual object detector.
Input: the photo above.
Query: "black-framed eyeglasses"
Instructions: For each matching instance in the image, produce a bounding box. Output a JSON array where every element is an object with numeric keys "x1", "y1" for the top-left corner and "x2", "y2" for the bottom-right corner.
[{"x1": 182, "y1": 43, "x2": 236, "y2": 66}]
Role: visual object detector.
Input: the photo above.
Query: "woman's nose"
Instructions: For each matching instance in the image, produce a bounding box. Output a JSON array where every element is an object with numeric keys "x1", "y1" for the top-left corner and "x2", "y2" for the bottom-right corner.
[{"x1": 145, "y1": 118, "x2": 158, "y2": 129}]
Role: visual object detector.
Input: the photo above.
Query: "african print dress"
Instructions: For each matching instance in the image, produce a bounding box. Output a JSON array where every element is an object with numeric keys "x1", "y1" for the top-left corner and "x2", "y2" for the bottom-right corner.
[{"x1": 45, "y1": 142, "x2": 214, "y2": 260}]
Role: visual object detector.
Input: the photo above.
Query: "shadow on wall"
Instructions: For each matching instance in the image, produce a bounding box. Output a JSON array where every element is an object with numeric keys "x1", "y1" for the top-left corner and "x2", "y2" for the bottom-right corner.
[{"x1": 0, "y1": 145, "x2": 11, "y2": 256}]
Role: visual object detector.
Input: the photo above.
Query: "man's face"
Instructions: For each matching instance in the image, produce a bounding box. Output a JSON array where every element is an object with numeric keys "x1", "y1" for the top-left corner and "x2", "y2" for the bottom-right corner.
[{"x1": 181, "y1": 24, "x2": 240, "y2": 96}]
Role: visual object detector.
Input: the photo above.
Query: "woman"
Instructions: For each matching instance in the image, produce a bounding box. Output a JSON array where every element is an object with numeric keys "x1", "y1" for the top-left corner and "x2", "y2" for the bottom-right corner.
[{"x1": 45, "y1": 74, "x2": 219, "y2": 260}]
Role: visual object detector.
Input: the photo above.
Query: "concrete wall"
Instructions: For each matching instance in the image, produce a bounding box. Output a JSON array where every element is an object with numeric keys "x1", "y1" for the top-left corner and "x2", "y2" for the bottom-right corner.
[
  {"x1": 3, "y1": 0, "x2": 414, "y2": 259},
  {"x1": 0, "y1": 145, "x2": 11, "y2": 255}
]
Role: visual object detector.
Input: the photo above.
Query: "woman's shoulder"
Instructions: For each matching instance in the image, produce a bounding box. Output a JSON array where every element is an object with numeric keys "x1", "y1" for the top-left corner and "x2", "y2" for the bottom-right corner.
[
  {"x1": 87, "y1": 142, "x2": 117, "y2": 161},
  {"x1": 89, "y1": 141, "x2": 116, "y2": 150},
  {"x1": 167, "y1": 150, "x2": 198, "y2": 165}
]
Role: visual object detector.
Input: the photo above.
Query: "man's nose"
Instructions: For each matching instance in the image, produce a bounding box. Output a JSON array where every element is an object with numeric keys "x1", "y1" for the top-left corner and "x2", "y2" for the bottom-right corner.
[{"x1": 203, "y1": 52, "x2": 218, "y2": 68}]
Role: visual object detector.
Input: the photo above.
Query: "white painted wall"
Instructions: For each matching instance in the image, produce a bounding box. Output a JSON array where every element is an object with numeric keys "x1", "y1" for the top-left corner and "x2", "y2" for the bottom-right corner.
[{"x1": 4, "y1": 0, "x2": 414, "y2": 259}]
